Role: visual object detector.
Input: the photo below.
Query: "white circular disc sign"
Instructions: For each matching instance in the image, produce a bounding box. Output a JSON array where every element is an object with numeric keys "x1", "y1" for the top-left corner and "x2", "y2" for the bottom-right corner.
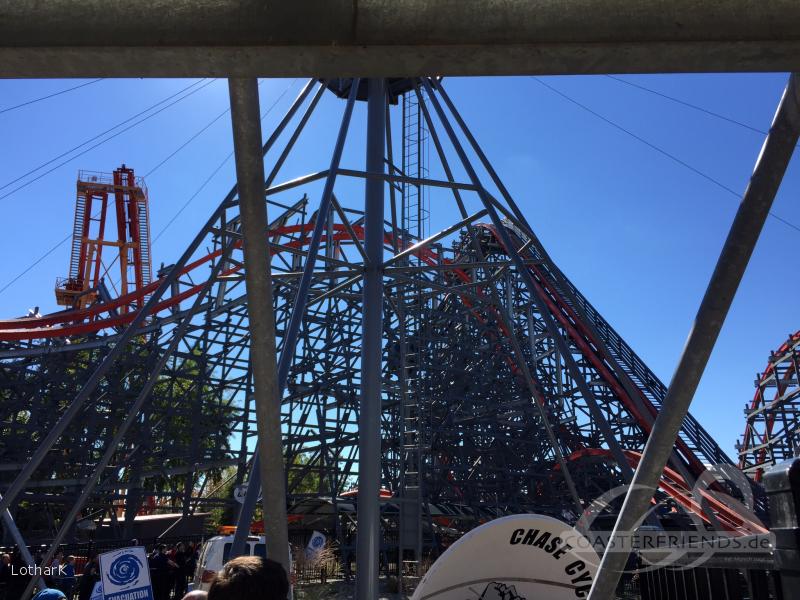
[{"x1": 412, "y1": 514, "x2": 599, "y2": 600}]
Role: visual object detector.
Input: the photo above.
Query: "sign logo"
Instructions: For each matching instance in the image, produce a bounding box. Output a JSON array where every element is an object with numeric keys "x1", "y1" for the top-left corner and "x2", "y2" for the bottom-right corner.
[
  {"x1": 306, "y1": 531, "x2": 327, "y2": 558},
  {"x1": 99, "y1": 546, "x2": 154, "y2": 600},
  {"x1": 90, "y1": 582, "x2": 104, "y2": 600},
  {"x1": 476, "y1": 582, "x2": 526, "y2": 599},
  {"x1": 107, "y1": 553, "x2": 144, "y2": 586}
]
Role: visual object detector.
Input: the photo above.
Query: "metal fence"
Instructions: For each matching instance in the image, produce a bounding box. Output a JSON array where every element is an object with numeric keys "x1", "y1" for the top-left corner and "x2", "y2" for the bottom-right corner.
[{"x1": 621, "y1": 457, "x2": 800, "y2": 600}]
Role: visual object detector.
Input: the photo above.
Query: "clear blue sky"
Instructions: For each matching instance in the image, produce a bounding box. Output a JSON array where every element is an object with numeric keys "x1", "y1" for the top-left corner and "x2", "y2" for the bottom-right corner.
[{"x1": 0, "y1": 74, "x2": 797, "y2": 461}]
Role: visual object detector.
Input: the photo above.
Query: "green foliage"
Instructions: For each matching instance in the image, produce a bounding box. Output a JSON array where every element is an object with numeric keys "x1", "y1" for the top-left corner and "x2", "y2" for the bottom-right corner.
[
  {"x1": 288, "y1": 453, "x2": 321, "y2": 495},
  {"x1": 0, "y1": 334, "x2": 238, "y2": 536},
  {"x1": 206, "y1": 466, "x2": 239, "y2": 530}
]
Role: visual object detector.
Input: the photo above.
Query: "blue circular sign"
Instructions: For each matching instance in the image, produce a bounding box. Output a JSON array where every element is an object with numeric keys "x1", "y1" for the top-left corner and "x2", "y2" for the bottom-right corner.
[{"x1": 108, "y1": 553, "x2": 143, "y2": 586}]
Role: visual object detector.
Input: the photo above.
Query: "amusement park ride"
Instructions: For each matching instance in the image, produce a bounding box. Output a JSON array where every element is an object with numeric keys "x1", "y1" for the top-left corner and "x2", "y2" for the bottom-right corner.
[
  {"x1": 0, "y1": 77, "x2": 782, "y2": 574},
  {"x1": 54, "y1": 166, "x2": 152, "y2": 312},
  {"x1": 738, "y1": 330, "x2": 800, "y2": 482}
]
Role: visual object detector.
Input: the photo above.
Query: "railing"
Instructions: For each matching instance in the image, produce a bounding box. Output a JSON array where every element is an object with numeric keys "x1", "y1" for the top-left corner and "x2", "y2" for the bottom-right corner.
[{"x1": 618, "y1": 458, "x2": 800, "y2": 599}]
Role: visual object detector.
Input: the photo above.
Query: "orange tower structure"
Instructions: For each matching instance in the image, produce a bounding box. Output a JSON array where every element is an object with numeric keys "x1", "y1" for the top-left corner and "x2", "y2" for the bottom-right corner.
[{"x1": 55, "y1": 165, "x2": 152, "y2": 311}]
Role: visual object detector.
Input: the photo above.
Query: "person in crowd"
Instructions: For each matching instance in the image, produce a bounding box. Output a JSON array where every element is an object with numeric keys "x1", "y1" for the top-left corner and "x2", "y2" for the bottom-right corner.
[
  {"x1": 149, "y1": 544, "x2": 178, "y2": 600},
  {"x1": 78, "y1": 554, "x2": 100, "y2": 600},
  {"x1": 181, "y1": 591, "x2": 207, "y2": 600},
  {"x1": 60, "y1": 556, "x2": 76, "y2": 599},
  {"x1": 49, "y1": 550, "x2": 64, "y2": 589},
  {"x1": 172, "y1": 542, "x2": 190, "y2": 599},
  {"x1": 186, "y1": 543, "x2": 199, "y2": 582},
  {"x1": 7, "y1": 550, "x2": 31, "y2": 600},
  {"x1": 32, "y1": 589, "x2": 66, "y2": 600},
  {"x1": 207, "y1": 556, "x2": 289, "y2": 600},
  {"x1": 0, "y1": 553, "x2": 11, "y2": 600}
]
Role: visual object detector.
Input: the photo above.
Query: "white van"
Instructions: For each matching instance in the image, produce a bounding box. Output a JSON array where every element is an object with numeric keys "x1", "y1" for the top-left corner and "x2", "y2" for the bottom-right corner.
[
  {"x1": 191, "y1": 535, "x2": 294, "y2": 593},
  {"x1": 192, "y1": 535, "x2": 268, "y2": 591}
]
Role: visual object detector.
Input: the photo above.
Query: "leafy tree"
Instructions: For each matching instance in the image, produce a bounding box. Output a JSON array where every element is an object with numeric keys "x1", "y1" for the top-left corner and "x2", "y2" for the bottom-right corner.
[{"x1": 0, "y1": 334, "x2": 237, "y2": 540}]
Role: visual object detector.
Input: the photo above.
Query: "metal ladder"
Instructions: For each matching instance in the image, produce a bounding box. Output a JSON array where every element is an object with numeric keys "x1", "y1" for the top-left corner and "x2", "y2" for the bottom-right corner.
[{"x1": 68, "y1": 191, "x2": 87, "y2": 282}]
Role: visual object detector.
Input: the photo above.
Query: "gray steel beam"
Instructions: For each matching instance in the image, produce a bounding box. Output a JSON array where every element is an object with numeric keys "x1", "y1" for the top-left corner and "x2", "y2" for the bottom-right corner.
[
  {"x1": 588, "y1": 72, "x2": 800, "y2": 599},
  {"x1": 2, "y1": 1, "x2": 800, "y2": 77},
  {"x1": 232, "y1": 79, "x2": 360, "y2": 548},
  {"x1": 228, "y1": 78, "x2": 289, "y2": 571},
  {"x1": 356, "y1": 77, "x2": 386, "y2": 600}
]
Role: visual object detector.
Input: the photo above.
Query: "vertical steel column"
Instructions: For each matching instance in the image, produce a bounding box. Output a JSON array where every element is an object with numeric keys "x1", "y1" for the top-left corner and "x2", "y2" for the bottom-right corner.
[
  {"x1": 588, "y1": 73, "x2": 800, "y2": 599},
  {"x1": 228, "y1": 78, "x2": 289, "y2": 571},
  {"x1": 357, "y1": 77, "x2": 386, "y2": 600},
  {"x1": 231, "y1": 79, "x2": 359, "y2": 554}
]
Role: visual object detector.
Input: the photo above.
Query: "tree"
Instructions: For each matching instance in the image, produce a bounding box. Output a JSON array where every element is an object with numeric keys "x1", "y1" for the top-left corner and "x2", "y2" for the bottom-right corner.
[{"x1": 0, "y1": 334, "x2": 238, "y2": 540}]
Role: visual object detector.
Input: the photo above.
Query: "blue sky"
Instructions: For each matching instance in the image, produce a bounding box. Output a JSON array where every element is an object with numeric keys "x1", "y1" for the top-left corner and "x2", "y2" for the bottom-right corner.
[{"x1": 0, "y1": 74, "x2": 797, "y2": 461}]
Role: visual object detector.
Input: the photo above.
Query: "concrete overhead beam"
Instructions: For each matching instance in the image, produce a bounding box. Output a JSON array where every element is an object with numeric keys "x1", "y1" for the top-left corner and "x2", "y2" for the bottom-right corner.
[{"x1": 1, "y1": 0, "x2": 800, "y2": 77}]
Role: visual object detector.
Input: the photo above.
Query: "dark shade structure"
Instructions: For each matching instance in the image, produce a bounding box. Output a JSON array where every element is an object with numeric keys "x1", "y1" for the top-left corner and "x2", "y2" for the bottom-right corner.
[{"x1": 1, "y1": 1, "x2": 800, "y2": 77}]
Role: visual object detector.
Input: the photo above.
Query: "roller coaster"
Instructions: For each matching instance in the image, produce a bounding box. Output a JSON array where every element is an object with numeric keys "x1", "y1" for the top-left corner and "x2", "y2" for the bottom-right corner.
[
  {"x1": 739, "y1": 331, "x2": 800, "y2": 482},
  {"x1": 0, "y1": 78, "x2": 767, "y2": 563}
]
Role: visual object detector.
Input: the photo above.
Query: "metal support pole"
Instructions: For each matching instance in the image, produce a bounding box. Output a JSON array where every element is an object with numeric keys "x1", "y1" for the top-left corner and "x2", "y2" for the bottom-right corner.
[
  {"x1": 228, "y1": 78, "x2": 289, "y2": 571},
  {"x1": 357, "y1": 77, "x2": 386, "y2": 600},
  {"x1": 588, "y1": 73, "x2": 800, "y2": 600},
  {"x1": 3, "y1": 1, "x2": 800, "y2": 77},
  {"x1": 231, "y1": 79, "x2": 359, "y2": 553}
]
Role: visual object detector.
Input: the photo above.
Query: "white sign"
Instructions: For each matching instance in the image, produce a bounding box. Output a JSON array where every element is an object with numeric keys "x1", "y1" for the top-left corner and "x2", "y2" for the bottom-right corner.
[
  {"x1": 90, "y1": 582, "x2": 103, "y2": 600},
  {"x1": 305, "y1": 531, "x2": 326, "y2": 558},
  {"x1": 234, "y1": 484, "x2": 262, "y2": 504},
  {"x1": 99, "y1": 546, "x2": 153, "y2": 600},
  {"x1": 412, "y1": 514, "x2": 599, "y2": 600}
]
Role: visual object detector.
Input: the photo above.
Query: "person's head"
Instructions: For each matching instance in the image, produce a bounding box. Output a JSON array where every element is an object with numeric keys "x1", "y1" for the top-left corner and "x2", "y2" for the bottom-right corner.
[
  {"x1": 54, "y1": 550, "x2": 63, "y2": 559},
  {"x1": 208, "y1": 556, "x2": 288, "y2": 600},
  {"x1": 32, "y1": 590, "x2": 66, "y2": 600},
  {"x1": 181, "y1": 591, "x2": 208, "y2": 600},
  {"x1": 177, "y1": 542, "x2": 185, "y2": 552},
  {"x1": 65, "y1": 555, "x2": 75, "y2": 565},
  {"x1": 1, "y1": 553, "x2": 10, "y2": 565},
  {"x1": 157, "y1": 544, "x2": 166, "y2": 554}
]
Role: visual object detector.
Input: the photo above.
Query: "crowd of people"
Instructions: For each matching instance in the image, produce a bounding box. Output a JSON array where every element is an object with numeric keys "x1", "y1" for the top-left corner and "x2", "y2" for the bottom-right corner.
[
  {"x1": 29, "y1": 556, "x2": 289, "y2": 600},
  {"x1": 147, "y1": 542, "x2": 199, "y2": 600},
  {"x1": 1, "y1": 543, "x2": 290, "y2": 600},
  {"x1": 0, "y1": 541, "x2": 202, "y2": 600}
]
